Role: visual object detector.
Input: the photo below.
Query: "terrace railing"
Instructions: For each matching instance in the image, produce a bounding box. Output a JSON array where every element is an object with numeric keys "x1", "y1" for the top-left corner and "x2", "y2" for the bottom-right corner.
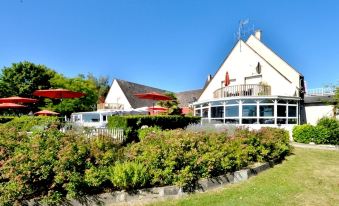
[
  {"x1": 97, "y1": 103, "x2": 124, "y2": 110},
  {"x1": 213, "y1": 84, "x2": 271, "y2": 98},
  {"x1": 306, "y1": 87, "x2": 335, "y2": 96}
]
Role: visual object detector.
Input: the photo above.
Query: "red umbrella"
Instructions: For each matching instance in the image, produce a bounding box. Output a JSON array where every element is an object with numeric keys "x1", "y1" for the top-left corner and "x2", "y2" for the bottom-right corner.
[
  {"x1": 33, "y1": 89, "x2": 85, "y2": 99},
  {"x1": 0, "y1": 96, "x2": 38, "y2": 104},
  {"x1": 225, "y1": 71, "x2": 230, "y2": 86},
  {"x1": 148, "y1": 106, "x2": 168, "y2": 111},
  {"x1": 134, "y1": 92, "x2": 172, "y2": 101},
  {"x1": 135, "y1": 92, "x2": 172, "y2": 112},
  {"x1": 0, "y1": 103, "x2": 27, "y2": 109},
  {"x1": 34, "y1": 110, "x2": 59, "y2": 116}
]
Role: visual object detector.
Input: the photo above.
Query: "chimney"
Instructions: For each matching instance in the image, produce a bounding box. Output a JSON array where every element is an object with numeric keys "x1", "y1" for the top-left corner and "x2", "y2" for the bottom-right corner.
[
  {"x1": 207, "y1": 74, "x2": 212, "y2": 82},
  {"x1": 254, "y1": 30, "x2": 262, "y2": 40}
]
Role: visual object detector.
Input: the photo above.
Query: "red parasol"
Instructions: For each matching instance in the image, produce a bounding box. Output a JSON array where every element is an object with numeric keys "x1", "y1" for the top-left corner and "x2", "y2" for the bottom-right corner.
[
  {"x1": 134, "y1": 92, "x2": 172, "y2": 101},
  {"x1": 34, "y1": 110, "x2": 59, "y2": 116},
  {"x1": 0, "y1": 96, "x2": 38, "y2": 104},
  {"x1": 225, "y1": 71, "x2": 230, "y2": 86},
  {"x1": 33, "y1": 88, "x2": 85, "y2": 99},
  {"x1": 0, "y1": 103, "x2": 27, "y2": 109},
  {"x1": 148, "y1": 106, "x2": 168, "y2": 111}
]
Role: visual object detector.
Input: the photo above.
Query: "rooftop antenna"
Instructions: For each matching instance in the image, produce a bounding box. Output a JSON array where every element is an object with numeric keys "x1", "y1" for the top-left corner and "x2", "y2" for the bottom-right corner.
[{"x1": 237, "y1": 19, "x2": 255, "y2": 52}]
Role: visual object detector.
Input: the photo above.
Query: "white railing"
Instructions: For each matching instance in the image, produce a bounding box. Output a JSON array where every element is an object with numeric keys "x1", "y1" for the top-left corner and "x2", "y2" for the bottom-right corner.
[
  {"x1": 306, "y1": 88, "x2": 335, "y2": 96},
  {"x1": 85, "y1": 128, "x2": 125, "y2": 142},
  {"x1": 97, "y1": 103, "x2": 124, "y2": 110},
  {"x1": 214, "y1": 84, "x2": 271, "y2": 98}
]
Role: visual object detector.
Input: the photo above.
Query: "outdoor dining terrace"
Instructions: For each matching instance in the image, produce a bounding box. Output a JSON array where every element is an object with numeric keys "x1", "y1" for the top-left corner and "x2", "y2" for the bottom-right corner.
[{"x1": 213, "y1": 84, "x2": 271, "y2": 98}]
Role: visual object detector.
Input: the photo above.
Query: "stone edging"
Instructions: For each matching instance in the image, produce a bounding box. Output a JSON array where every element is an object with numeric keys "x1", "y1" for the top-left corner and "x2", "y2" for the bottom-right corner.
[{"x1": 70, "y1": 161, "x2": 273, "y2": 206}]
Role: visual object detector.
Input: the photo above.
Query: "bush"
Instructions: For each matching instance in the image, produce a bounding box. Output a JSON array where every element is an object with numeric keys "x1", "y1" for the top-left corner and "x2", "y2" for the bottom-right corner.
[
  {"x1": 0, "y1": 127, "x2": 123, "y2": 205},
  {"x1": 0, "y1": 116, "x2": 15, "y2": 124},
  {"x1": 109, "y1": 161, "x2": 150, "y2": 190},
  {"x1": 317, "y1": 117, "x2": 339, "y2": 145},
  {"x1": 107, "y1": 115, "x2": 200, "y2": 141},
  {"x1": 3, "y1": 116, "x2": 60, "y2": 132},
  {"x1": 293, "y1": 117, "x2": 339, "y2": 145},
  {"x1": 124, "y1": 127, "x2": 290, "y2": 191},
  {"x1": 137, "y1": 126, "x2": 162, "y2": 141},
  {"x1": 293, "y1": 124, "x2": 316, "y2": 143}
]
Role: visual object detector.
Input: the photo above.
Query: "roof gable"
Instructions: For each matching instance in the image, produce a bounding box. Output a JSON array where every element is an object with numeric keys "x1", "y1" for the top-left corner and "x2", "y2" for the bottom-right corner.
[{"x1": 116, "y1": 79, "x2": 169, "y2": 109}]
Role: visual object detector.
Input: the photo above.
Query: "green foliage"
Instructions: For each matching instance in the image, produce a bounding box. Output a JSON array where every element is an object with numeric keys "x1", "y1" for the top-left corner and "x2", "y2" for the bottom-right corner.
[
  {"x1": 124, "y1": 127, "x2": 290, "y2": 191},
  {"x1": 109, "y1": 161, "x2": 150, "y2": 190},
  {"x1": 0, "y1": 116, "x2": 15, "y2": 124},
  {"x1": 46, "y1": 74, "x2": 99, "y2": 116},
  {"x1": 0, "y1": 61, "x2": 56, "y2": 98},
  {"x1": 293, "y1": 124, "x2": 316, "y2": 143},
  {"x1": 157, "y1": 92, "x2": 181, "y2": 115},
  {"x1": 137, "y1": 126, "x2": 162, "y2": 141},
  {"x1": 107, "y1": 115, "x2": 201, "y2": 141},
  {"x1": 0, "y1": 125, "x2": 122, "y2": 205},
  {"x1": 2, "y1": 116, "x2": 60, "y2": 132},
  {"x1": 86, "y1": 73, "x2": 110, "y2": 103},
  {"x1": 293, "y1": 118, "x2": 339, "y2": 145},
  {"x1": 335, "y1": 86, "x2": 339, "y2": 109}
]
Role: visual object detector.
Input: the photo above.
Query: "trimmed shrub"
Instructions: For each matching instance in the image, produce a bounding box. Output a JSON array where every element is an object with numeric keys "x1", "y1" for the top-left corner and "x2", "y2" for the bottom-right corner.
[
  {"x1": 107, "y1": 115, "x2": 200, "y2": 141},
  {"x1": 293, "y1": 118, "x2": 339, "y2": 145},
  {"x1": 316, "y1": 117, "x2": 339, "y2": 145},
  {"x1": 293, "y1": 124, "x2": 316, "y2": 143}
]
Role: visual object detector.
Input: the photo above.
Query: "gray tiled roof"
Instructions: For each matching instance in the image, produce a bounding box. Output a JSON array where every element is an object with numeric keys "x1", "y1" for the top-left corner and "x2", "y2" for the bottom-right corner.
[
  {"x1": 304, "y1": 95, "x2": 335, "y2": 104},
  {"x1": 116, "y1": 79, "x2": 169, "y2": 109},
  {"x1": 175, "y1": 89, "x2": 203, "y2": 107}
]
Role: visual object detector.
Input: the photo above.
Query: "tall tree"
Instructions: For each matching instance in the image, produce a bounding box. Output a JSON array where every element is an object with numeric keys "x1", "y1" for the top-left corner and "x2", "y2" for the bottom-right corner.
[
  {"x1": 0, "y1": 61, "x2": 56, "y2": 98},
  {"x1": 87, "y1": 73, "x2": 110, "y2": 103},
  {"x1": 45, "y1": 74, "x2": 99, "y2": 116}
]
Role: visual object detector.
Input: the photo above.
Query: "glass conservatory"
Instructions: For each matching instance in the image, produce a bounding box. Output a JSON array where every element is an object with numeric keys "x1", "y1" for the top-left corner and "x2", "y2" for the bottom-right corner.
[{"x1": 193, "y1": 96, "x2": 300, "y2": 125}]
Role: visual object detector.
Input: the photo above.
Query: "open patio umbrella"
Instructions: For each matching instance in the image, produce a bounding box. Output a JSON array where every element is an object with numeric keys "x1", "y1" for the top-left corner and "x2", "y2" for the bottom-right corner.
[
  {"x1": 225, "y1": 71, "x2": 230, "y2": 86},
  {"x1": 33, "y1": 88, "x2": 85, "y2": 99},
  {"x1": 134, "y1": 92, "x2": 172, "y2": 101},
  {"x1": 0, "y1": 96, "x2": 38, "y2": 104},
  {"x1": 0, "y1": 103, "x2": 27, "y2": 109},
  {"x1": 134, "y1": 92, "x2": 172, "y2": 112},
  {"x1": 34, "y1": 110, "x2": 59, "y2": 116}
]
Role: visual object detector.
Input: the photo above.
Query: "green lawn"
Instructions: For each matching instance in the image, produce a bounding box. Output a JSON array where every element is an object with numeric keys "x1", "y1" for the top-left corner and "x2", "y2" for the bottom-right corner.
[{"x1": 148, "y1": 147, "x2": 339, "y2": 206}]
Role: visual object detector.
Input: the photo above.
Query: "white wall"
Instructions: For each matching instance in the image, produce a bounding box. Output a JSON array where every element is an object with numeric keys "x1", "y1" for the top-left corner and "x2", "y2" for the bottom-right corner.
[
  {"x1": 199, "y1": 40, "x2": 299, "y2": 102},
  {"x1": 305, "y1": 105, "x2": 334, "y2": 125},
  {"x1": 105, "y1": 79, "x2": 133, "y2": 110},
  {"x1": 246, "y1": 35, "x2": 301, "y2": 89}
]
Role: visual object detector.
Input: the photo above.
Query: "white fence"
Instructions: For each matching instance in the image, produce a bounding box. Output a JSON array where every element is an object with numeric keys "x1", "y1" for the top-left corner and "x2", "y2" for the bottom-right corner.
[{"x1": 85, "y1": 128, "x2": 125, "y2": 142}]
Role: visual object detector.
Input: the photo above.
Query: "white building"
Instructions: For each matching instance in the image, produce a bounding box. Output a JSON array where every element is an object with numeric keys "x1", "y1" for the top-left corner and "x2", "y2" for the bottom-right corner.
[{"x1": 193, "y1": 30, "x2": 309, "y2": 132}]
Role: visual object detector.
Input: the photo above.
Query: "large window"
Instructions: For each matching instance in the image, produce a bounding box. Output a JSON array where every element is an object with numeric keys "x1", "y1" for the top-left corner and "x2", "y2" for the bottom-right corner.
[
  {"x1": 211, "y1": 106, "x2": 223, "y2": 118},
  {"x1": 194, "y1": 98, "x2": 298, "y2": 125},
  {"x1": 225, "y1": 106, "x2": 239, "y2": 117},
  {"x1": 242, "y1": 105, "x2": 257, "y2": 117},
  {"x1": 260, "y1": 105, "x2": 274, "y2": 117}
]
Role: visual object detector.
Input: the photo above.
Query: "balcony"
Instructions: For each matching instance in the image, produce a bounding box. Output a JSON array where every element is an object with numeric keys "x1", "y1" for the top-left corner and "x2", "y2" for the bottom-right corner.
[
  {"x1": 97, "y1": 103, "x2": 124, "y2": 110},
  {"x1": 213, "y1": 84, "x2": 271, "y2": 98}
]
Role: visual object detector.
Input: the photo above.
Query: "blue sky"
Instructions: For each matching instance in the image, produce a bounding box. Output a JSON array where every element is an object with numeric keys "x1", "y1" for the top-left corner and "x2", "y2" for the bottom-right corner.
[{"x1": 0, "y1": 0, "x2": 338, "y2": 92}]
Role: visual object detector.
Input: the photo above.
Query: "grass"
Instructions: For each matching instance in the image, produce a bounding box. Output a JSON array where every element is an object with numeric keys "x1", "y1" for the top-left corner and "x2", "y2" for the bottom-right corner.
[{"x1": 148, "y1": 147, "x2": 339, "y2": 206}]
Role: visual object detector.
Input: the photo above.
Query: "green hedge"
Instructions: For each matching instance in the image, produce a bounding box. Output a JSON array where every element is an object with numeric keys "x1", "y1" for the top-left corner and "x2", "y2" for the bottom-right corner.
[
  {"x1": 107, "y1": 115, "x2": 201, "y2": 141},
  {"x1": 293, "y1": 117, "x2": 339, "y2": 145}
]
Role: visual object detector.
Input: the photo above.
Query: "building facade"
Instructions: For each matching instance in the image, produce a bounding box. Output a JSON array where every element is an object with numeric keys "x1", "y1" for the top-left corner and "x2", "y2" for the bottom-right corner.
[{"x1": 193, "y1": 31, "x2": 306, "y2": 132}]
